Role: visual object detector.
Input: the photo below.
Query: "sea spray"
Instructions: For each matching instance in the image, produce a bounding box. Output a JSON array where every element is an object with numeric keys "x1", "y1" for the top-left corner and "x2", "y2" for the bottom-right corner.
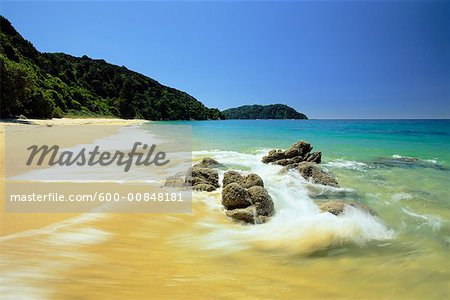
[{"x1": 189, "y1": 150, "x2": 395, "y2": 255}]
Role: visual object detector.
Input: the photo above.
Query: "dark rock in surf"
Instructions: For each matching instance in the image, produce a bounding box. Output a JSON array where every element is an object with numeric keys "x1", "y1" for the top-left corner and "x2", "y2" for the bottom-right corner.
[
  {"x1": 225, "y1": 206, "x2": 270, "y2": 224},
  {"x1": 247, "y1": 186, "x2": 274, "y2": 216},
  {"x1": 222, "y1": 171, "x2": 264, "y2": 189},
  {"x1": 222, "y1": 183, "x2": 252, "y2": 209},
  {"x1": 319, "y1": 200, "x2": 376, "y2": 216},
  {"x1": 262, "y1": 141, "x2": 322, "y2": 167},
  {"x1": 221, "y1": 171, "x2": 274, "y2": 224},
  {"x1": 165, "y1": 159, "x2": 223, "y2": 191},
  {"x1": 185, "y1": 167, "x2": 220, "y2": 191},
  {"x1": 296, "y1": 162, "x2": 339, "y2": 187},
  {"x1": 371, "y1": 157, "x2": 447, "y2": 171},
  {"x1": 193, "y1": 157, "x2": 225, "y2": 169}
]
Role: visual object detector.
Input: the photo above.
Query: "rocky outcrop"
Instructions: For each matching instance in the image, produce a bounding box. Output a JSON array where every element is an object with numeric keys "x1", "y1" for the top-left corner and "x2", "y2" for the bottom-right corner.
[
  {"x1": 222, "y1": 171, "x2": 264, "y2": 189},
  {"x1": 262, "y1": 141, "x2": 321, "y2": 166},
  {"x1": 296, "y1": 162, "x2": 339, "y2": 187},
  {"x1": 192, "y1": 157, "x2": 225, "y2": 169},
  {"x1": 222, "y1": 183, "x2": 252, "y2": 209},
  {"x1": 163, "y1": 172, "x2": 187, "y2": 188},
  {"x1": 319, "y1": 200, "x2": 376, "y2": 216},
  {"x1": 371, "y1": 157, "x2": 447, "y2": 171},
  {"x1": 164, "y1": 157, "x2": 222, "y2": 191},
  {"x1": 225, "y1": 207, "x2": 270, "y2": 224},
  {"x1": 221, "y1": 171, "x2": 274, "y2": 224},
  {"x1": 185, "y1": 167, "x2": 220, "y2": 191}
]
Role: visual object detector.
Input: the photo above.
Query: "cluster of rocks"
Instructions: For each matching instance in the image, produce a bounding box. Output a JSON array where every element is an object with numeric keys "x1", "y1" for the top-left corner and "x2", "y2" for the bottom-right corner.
[
  {"x1": 166, "y1": 145, "x2": 378, "y2": 224},
  {"x1": 164, "y1": 157, "x2": 222, "y2": 192},
  {"x1": 222, "y1": 171, "x2": 274, "y2": 224},
  {"x1": 262, "y1": 141, "x2": 321, "y2": 165},
  {"x1": 263, "y1": 141, "x2": 377, "y2": 216},
  {"x1": 263, "y1": 141, "x2": 338, "y2": 187}
]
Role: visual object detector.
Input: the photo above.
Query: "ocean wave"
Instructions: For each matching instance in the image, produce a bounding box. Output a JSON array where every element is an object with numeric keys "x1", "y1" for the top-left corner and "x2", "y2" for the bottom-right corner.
[
  {"x1": 401, "y1": 207, "x2": 445, "y2": 231},
  {"x1": 392, "y1": 154, "x2": 438, "y2": 164},
  {"x1": 189, "y1": 149, "x2": 394, "y2": 255},
  {"x1": 323, "y1": 159, "x2": 367, "y2": 171}
]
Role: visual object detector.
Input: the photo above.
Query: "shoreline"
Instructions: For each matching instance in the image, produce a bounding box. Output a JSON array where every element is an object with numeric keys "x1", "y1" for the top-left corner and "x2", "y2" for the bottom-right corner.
[
  {"x1": 0, "y1": 117, "x2": 149, "y2": 128},
  {"x1": 0, "y1": 118, "x2": 148, "y2": 236}
]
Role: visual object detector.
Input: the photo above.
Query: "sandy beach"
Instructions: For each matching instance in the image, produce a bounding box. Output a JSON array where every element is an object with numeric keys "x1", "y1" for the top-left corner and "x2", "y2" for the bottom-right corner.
[{"x1": 0, "y1": 118, "x2": 149, "y2": 235}]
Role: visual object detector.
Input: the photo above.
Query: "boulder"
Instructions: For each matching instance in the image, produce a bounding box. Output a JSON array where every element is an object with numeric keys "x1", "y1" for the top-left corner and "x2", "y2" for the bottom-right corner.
[
  {"x1": 164, "y1": 174, "x2": 186, "y2": 188},
  {"x1": 193, "y1": 183, "x2": 216, "y2": 192},
  {"x1": 221, "y1": 171, "x2": 275, "y2": 225},
  {"x1": 185, "y1": 167, "x2": 220, "y2": 191},
  {"x1": 247, "y1": 186, "x2": 274, "y2": 216},
  {"x1": 222, "y1": 171, "x2": 244, "y2": 188},
  {"x1": 262, "y1": 140, "x2": 322, "y2": 167},
  {"x1": 193, "y1": 157, "x2": 225, "y2": 169},
  {"x1": 262, "y1": 150, "x2": 285, "y2": 163},
  {"x1": 222, "y1": 171, "x2": 264, "y2": 189},
  {"x1": 285, "y1": 141, "x2": 312, "y2": 158},
  {"x1": 222, "y1": 182, "x2": 252, "y2": 210},
  {"x1": 319, "y1": 200, "x2": 376, "y2": 216},
  {"x1": 225, "y1": 206, "x2": 270, "y2": 224},
  {"x1": 241, "y1": 173, "x2": 264, "y2": 189},
  {"x1": 305, "y1": 151, "x2": 322, "y2": 164},
  {"x1": 296, "y1": 162, "x2": 339, "y2": 187}
]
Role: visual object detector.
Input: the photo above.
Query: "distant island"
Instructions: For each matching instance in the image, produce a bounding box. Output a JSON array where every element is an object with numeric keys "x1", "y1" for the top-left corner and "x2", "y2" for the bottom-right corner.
[
  {"x1": 222, "y1": 104, "x2": 308, "y2": 120},
  {"x1": 0, "y1": 16, "x2": 224, "y2": 120}
]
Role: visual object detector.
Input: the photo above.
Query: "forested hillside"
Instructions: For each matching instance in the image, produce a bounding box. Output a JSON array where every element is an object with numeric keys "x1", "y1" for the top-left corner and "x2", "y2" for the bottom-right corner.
[
  {"x1": 0, "y1": 16, "x2": 224, "y2": 120},
  {"x1": 222, "y1": 104, "x2": 308, "y2": 119}
]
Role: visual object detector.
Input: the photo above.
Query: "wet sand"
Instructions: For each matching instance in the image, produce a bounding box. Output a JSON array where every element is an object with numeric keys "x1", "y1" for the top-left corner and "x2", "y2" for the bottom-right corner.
[{"x1": 0, "y1": 118, "x2": 148, "y2": 236}]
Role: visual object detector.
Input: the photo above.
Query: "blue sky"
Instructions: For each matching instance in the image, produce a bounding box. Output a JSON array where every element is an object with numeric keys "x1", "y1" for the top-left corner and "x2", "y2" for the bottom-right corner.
[{"x1": 2, "y1": 1, "x2": 449, "y2": 118}]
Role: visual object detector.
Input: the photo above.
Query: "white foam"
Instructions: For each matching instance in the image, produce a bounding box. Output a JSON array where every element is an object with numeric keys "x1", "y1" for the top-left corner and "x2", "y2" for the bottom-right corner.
[
  {"x1": 401, "y1": 207, "x2": 445, "y2": 231},
  {"x1": 391, "y1": 193, "x2": 413, "y2": 202},
  {"x1": 191, "y1": 150, "x2": 395, "y2": 255},
  {"x1": 323, "y1": 159, "x2": 367, "y2": 171}
]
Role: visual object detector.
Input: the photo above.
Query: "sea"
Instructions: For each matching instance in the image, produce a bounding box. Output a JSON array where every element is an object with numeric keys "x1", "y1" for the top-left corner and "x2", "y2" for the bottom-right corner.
[{"x1": 1, "y1": 119, "x2": 449, "y2": 299}]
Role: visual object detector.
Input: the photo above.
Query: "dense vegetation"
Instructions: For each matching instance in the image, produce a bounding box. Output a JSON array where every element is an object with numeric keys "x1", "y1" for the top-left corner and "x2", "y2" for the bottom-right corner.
[
  {"x1": 222, "y1": 104, "x2": 308, "y2": 120},
  {"x1": 0, "y1": 16, "x2": 224, "y2": 120}
]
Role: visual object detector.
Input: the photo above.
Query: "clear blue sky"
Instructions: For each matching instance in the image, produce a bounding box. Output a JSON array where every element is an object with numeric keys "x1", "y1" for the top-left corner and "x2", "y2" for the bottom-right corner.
[{"x1": 2, "y1": 1, "x2": 449, "y2": 118}]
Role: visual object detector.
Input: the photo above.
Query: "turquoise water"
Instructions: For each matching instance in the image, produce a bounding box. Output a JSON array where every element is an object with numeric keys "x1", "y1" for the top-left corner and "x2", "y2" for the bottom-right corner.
[
  {"x1": 168, "y1": 119, "x2": 450, "y2": 164},
  {"x1": 153, "y1": 119, "x2": 450, "y2": 251}
]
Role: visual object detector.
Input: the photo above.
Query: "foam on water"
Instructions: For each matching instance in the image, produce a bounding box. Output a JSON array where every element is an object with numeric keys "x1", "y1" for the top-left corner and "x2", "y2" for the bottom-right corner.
[
  {"x1": 323, "y1": 159, "x2": 368, "y2": 171},
  {"x1": 191, "y1": 150, "x2": 395, "y2": 255},
  {"x1": 401, "y1": 207, "x2": 445, "y2": 231}
]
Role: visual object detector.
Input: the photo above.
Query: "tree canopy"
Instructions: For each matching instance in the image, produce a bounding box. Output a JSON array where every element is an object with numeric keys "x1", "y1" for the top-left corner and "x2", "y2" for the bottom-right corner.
[
  {"x1": 222, "y1": 104, "x2": 308, "y2": 120},
  {"x1": 0, "y1": 16, "x2": 224, "y2": 120}
]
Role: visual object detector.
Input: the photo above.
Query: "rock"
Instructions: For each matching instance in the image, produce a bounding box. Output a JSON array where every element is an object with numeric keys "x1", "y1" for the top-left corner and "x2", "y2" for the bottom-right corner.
[
  {"x1": 262, "y1": 150, "x2": 285, "y2": 163},
  {"x1": 164, "y1": 174, "x2": 186, "y2": 188},
  {"x1": 225, "y1": 206, "x2": 256, "y2": 223},
  {"x1": 296, "y1": 162, "x2": 339, "y2": 187},
  {"x1": 222, "y1": 171, "x2": 244, "y2": 188},
  {"x1": 185, "y1": 167, "x2": 220, "y2": 191},
  {"x1": 222, "y1": 182, "x2": 252, "y2": 210},
  {"x1": 193, "y1": 183, "x2": 216, "y2": 192},
  {"x1": 319, "y1": 200, "x2": 376, "y2": 216},
  {"x1": 225, "y1": 206, "x2": 270, "y2": 224},
  {"x1": 285, "y1": 141, "x2": 312, "y2": 158},
  {"x1": 371, "y1": 157, "x2": 447, "y2": 171},
  {"x1": 262, "y1": 140, "x2": 322, "y2": 167},
  {"x1": 221, "y1": 171, "x2": 275, "y2": 224},
  {"x1": 193, "y1": 157, "x2": 224, "y2": 169},
  {"x1": 305, "y1": 151, "x2": 322, "y2": 164},
  {"x1": 241, "y1": 173, "x2": 264, "y2": 189},
  {"x1": 222, "y1": 171, "x2": 264, "y2": 189},
  {"x1": 247, "y1": 186, "x2": 274, "y2": 216}
]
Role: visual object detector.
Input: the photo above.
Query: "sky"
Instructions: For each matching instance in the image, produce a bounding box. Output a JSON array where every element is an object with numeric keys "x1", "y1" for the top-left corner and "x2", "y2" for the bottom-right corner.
[{"x1": 1, "y1": 1, "x2": 449, "y2": 119}]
